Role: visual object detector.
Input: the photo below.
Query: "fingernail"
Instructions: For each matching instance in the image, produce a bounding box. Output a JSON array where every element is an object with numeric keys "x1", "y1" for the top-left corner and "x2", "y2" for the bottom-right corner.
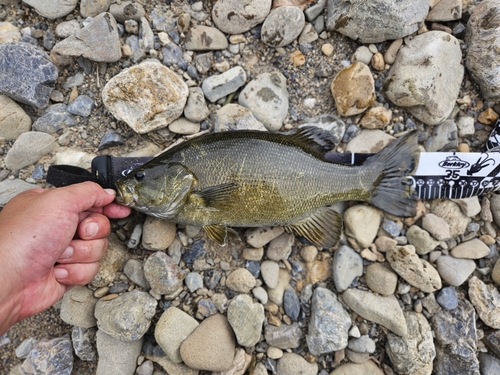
[
  {"x1": 60, "y1": 246, "x2": 73, "y2": 259},
  {"x1": 54, "y1": 268, "x2": 68, "y2": 279},
  {"x1": 104, "y1": 189, "x2": 116, "y2": 196},
  {"x1": 85, "y1": 222, "x2": 99, "y2": 237}
]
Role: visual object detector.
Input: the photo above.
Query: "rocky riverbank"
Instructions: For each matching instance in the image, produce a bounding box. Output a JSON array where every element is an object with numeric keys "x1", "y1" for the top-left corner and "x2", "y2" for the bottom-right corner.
[{"x1": 2, "y1": 0, "x2": 500, "y2": 374}]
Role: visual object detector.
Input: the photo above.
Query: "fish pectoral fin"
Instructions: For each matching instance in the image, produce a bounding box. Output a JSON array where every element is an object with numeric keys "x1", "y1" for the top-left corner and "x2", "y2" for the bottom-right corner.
[
  {"x1": 196, "y1": 182, "x2": 239, "y2": 210},
  {"x1": 204, "y1": 224, "x2": 240, "y2": 246},
  {"x1": 285, "y1": 206, "x2": 342, "y2": 249}
]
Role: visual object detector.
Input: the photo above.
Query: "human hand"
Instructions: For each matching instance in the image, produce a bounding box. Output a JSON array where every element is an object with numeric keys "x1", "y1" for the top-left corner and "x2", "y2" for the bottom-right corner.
[{"x1": 0, "y1": 181, "x2": 131, "y2": 335}]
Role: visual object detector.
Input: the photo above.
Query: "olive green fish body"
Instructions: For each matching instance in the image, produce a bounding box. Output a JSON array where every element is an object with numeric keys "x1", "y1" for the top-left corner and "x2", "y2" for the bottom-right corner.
[{"x1": 116, "y1": 128, "x2": 418, "y2": 247}]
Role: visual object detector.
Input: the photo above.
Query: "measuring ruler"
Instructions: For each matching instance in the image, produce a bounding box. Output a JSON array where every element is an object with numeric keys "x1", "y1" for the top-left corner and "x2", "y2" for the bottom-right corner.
[{"x1": 325, "y1": 119, "x2": 500, "y2": 200}]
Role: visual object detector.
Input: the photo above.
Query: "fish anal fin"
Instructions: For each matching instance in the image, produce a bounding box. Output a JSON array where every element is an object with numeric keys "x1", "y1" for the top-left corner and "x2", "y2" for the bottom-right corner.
[
  {"x1": 204, "y1": 224, "x2": 240, "y2": 246},
  {"x1": 285, "y1": 206, "x2": 342, "y2": 249},
  {"x1": 196, "y1": 182, "x2": 239, "y2": 209}
]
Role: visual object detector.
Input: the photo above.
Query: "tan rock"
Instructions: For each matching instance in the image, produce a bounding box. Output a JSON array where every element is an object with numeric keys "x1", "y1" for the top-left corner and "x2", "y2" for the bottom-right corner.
[
  {"x1": 180, "y1": 314, "x2": 236, "y2": 371},
  {"x1": 359, "y1": 106, "x2": 392, "y2": 129},
  {"x1": 331, "y1": 62, "x2": 375, "y2": 116},
  {"x1": 469, "y1": 276, "x2": 500, "y2": 329},
  {"x1": 386, "y1": 245, "x2": 442, "y2": 293}
]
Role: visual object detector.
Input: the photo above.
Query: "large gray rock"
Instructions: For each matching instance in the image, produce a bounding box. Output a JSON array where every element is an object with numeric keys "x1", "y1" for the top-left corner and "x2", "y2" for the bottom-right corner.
[
  {"x1": 23, "y1": 0, "x2": 78, "y2": 19},
  {"x1": 465, "y1": 0, "x2": 500, "y2": 101},
  {"x1": 4, "y1": 131, "x2": 56, "y2": 170},
  {"x1": 212, "y1": 0, "x2": 272, "y2": 34},
  {"x1": 238, "y1": 72, "x2": 289, "y2": 131},
  {"x1": 332, "y1": 245, "x2": 363, "y2": 292},
  {"x1": 261, "y1": 6, "x2": 305, "y2": 47},
  {"x1": 32, "y1": 104, "x2": 75, "y2": 134},
  {"x1": 71, "y1": 326, "x2": 96, "y2": 362},
  {"x1": 384, "y1": 31, "x2": 463, "y2": 126},
  {"x1": 432, "y1": 298, "x2": 480, "y2": 375},
  {"x1": 386, "y1": 311, "x2": 435, "y2": 375},
  {"x1": 0, "y1": 42, "x2": 58, "y2": 108},
  {"x1": 102, "y1": 60, "x2": 188, "y2": 134},
  {"x1": 52, "y1": 12, "x2": 121, "y2": 63},
  {"x1": 20, "y1": 335, "x2": 73, "y2": 375},
  {"x1": 326, "y1": 0, "x2": 429, "y2": 43},
  {"x1": 307, "y1": 287, "x2": 351, "y2": 355},
  {"x1": 94, "y1": 290, "x2": 157, "y2": 342},
  {"x1": 143, "y1": 251, "x2": 183, "y2": 298}
]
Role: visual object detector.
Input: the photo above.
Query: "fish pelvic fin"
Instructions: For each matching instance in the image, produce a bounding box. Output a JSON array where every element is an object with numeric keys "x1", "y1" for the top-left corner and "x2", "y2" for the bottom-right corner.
[
  {"x1": 365, "y1": 131, "x2": 419, "y2": 217},
  {"x1": 204, "y1": 224, "x2": 240, "y2": 246},
  {"x1": 285, "y1": 206, "x2": 342, "y2": 248}
]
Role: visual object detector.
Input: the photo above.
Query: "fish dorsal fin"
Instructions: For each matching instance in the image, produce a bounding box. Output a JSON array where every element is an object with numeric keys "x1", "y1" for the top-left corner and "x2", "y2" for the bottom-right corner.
[
  {"x1": 195, "y1": 182, "x2": 239, "y2": 210},
  {"x1": 285, "y1": 206, "x2": 342, "y2": 248},
  {"x1": 288, "y1": 126, "x2": 338, "y2": 154},
  {"x1": 204, "y1": 224, "x2": 240, "y2": 246}
]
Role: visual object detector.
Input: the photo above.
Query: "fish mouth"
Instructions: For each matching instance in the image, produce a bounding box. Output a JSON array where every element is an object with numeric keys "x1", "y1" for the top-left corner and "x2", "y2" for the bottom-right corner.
[{"x1": 115, "y1": 184, "x2": 135, "y2": 206}]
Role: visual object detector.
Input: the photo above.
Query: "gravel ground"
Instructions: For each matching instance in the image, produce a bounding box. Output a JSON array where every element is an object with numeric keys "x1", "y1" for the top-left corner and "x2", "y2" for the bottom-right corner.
[{"x1": 0, "y1": 0, "x2": 497, "y2": 374}]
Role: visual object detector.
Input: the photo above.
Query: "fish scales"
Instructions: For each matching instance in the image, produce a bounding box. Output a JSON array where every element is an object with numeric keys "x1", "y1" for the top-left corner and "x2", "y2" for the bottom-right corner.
[
  {"x1": 115, "y1": 128, "x2": 419, "y2": 247},
  {"x1": 171, "y1": 134, "x2": 374, "y2": 226}
]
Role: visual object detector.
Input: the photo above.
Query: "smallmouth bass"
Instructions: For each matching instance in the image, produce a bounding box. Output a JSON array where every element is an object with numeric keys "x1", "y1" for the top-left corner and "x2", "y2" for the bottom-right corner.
[{"x1": 115, "y1": 127, "x2": 419, "y2": 248}]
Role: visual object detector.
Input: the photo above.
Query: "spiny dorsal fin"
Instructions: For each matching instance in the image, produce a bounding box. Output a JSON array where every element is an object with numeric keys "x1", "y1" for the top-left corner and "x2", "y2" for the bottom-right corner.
[
  {"x1": 287, "y1": 126, "x2": 338, "y2": 154},
  {"x1": 285, "y1": 206, "x2": 342, "y2": 249},
  {"x1": 195, "y1": 182, "x2": 239, "y2": 209},
  {"x1": 204, "y1": 224, "x2": 240, "y2": 246}
]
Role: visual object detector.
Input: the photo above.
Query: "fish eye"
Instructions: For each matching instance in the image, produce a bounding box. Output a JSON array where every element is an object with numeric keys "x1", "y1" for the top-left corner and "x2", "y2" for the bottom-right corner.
[{"x1": 135, "y1": 171, "x2": 145, "y2": 181}]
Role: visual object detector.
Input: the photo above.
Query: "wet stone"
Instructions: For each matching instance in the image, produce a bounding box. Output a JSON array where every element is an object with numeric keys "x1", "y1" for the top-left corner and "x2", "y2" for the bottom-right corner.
[{"x1": 0, "y1": 42, "x2": 58, "y2": 108}]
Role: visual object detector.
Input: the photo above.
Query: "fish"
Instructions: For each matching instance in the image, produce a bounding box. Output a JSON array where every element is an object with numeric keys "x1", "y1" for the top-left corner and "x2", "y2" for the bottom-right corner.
[{"x1": 115, "y1": 127, "x2": 419, "y2": 248}]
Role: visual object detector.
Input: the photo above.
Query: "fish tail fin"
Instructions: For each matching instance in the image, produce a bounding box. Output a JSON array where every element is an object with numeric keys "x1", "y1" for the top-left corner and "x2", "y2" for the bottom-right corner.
[{"x1": 364, "y1": 131, "x2": 419, "y2": 217}]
